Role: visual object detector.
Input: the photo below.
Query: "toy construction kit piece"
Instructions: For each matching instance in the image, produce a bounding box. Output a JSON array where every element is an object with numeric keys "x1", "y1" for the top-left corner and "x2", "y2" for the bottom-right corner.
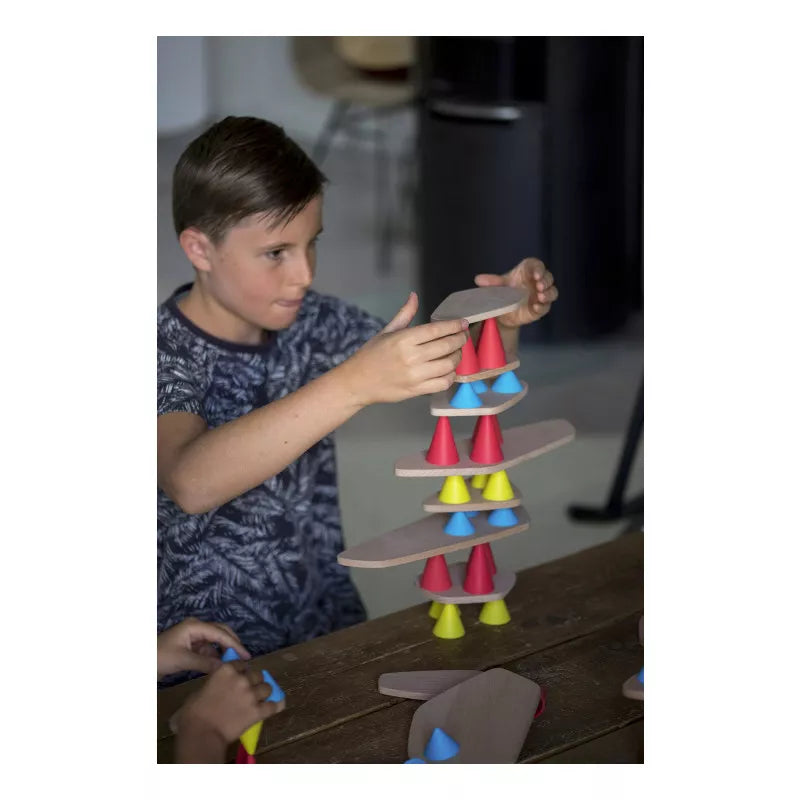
[
  {"x1": 430, "y1": 381, "x2": 528, "y2": 417},
  {"x1": 424, "y1": 727, "x2": 461, "y2": 761},
  {"x1": 394, "y1": 419, "x2": 575, "y2": 477},
  {"x1": 378, "y1": 670, "x2": 482, "y2": 701},
  {"x1": 431, "y1": 286, "x2": 526, "y2": 324},
  {"x1": 337, "y1": 287, "x2": 575, "y2": 640},
  {"x1": 417, "y1": 561, "x2": 516, "y2": 604},
  {"x1": 221, "y1": 647, "x2": 286, "y2": 759},
  {"x1": 622, "y1": 615, "x2": 644, "y2": 701},
  {"x1": 423, "y1": 476, "x2": 521, "y2": 513},
  {"x1": 407, "y1": 668, "x2": 542, "y2": 763}
]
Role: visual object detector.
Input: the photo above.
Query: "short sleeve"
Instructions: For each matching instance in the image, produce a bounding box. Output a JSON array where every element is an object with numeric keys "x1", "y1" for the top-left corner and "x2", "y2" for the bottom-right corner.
[
  {"x1": 157, "y1": 338, "x2": 205, "y2": 418},
  {"x1": 328, "y1": 300, "x2": 386, "y2": 364}
]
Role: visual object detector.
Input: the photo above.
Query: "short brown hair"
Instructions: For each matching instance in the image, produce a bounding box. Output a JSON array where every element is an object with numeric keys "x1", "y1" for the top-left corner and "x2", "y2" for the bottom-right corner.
[{"x1": 172, "y1": 116, "x2": 326, "y2": 242}]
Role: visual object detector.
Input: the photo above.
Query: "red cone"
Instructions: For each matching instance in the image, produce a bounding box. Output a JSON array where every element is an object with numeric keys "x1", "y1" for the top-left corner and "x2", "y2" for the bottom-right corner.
[
  {"x1": 463, "y1": 546, "x2": 495, "y2": 594},
  {"x1": 426, "y1": 417, "x2": 460, "y2": 466},
  {"x1": 470, "y1": 415, "x2": 504, "y2": 464},
  {"x1": 420, "y1": 554, "x2": 453, "y2": 591},
  {"x1": 491, "y1": 414, "x2": 504, "y2": 444},
  {"x1": 467, "y1": 543, "x2": 496, "y2": 576},
  {"x1": 456, "y1": 336, "x2": 480, "y2": 376},
  {"x1": 236, "y1": 743, "x2": 256, "y2": 764},
  {"x1": 476, "y1": 318, "x2": 507, "y2": 370}
]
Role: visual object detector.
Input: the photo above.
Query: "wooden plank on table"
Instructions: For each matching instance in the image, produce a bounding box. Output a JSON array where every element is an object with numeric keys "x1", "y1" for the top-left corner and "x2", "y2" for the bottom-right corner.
[
  {"x1": 536, "y1": 720, "x2": 644, "y2": 763},
  {"x1": 253, "y1": 613, "x2": 643, "y2": 763},
  {"x1": 429, "y1": 383, "x2": 528, "y2": 417},
  {"x1": 337, "y1": 507, "x2": 531, "y2": 568},
  {"x1": 157, "y1": 534, "x2": 643, "y2": 758},
  {"x1": 378, "y1": 670, "x2": 481, "y2": 701},
  {"x1": 394, "y1": 419, "x2": 576, "y2": 477}
]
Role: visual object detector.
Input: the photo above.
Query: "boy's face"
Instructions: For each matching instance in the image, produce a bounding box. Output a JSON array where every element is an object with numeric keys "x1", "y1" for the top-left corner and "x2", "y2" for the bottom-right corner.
[{"x1": 193, "y1": 194, "x2": 323, "y2": 333}]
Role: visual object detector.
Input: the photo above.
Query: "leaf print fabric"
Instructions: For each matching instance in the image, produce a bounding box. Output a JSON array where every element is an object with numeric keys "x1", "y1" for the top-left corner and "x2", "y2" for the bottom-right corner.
[{"x1": 157, "y1": 284, "x2": 384, "y2": 685}]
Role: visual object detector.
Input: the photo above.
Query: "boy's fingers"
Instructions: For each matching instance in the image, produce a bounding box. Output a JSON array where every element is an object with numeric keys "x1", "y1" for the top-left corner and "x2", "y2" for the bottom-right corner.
[
  {"x1": 253, "y1": 682, "x2": 275, "y2": 702},
  {"x1": 190, "y1": 621, "x2": 249, "y2": 658},
  {"x1": 382, "y1": 292, "x2": 419, "y2": 334},
  {"x1": 417, "y1": 331, "x2": 467, "y2": 362},
  {"x1": 180, "y1": 651, "x2": 223, "y2": 675},
  {"x1": 474, "y1": 273, "x2": 506, "y2": 287},
  {"x1": 419, "y1": 358, "x2": 461, "y2": 381},
  {"x1": 411, "y1": 317, "x2": 468, "y2": 345}
]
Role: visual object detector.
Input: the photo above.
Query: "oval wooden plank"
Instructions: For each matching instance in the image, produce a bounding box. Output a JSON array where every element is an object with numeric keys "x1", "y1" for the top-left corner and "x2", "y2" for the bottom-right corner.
[
  {"x1": 431, "y1": 287, "x2": 526, "y2": 324},
  {"x1": 378, "y1": 670, "x2": 481, "y2": 701},
  {"x1": 429, "y1": 382, "x2": 528, "y2": 417},
  {"x1": 407, "y1": 668, "x2": 541, "y2": 763},
  {"x1": 395, "y1": 419, "x2": 576, "y2": 477},
  {"x1": 337, "y1": 506, "x2": 531, "y2": 568},
  {"x1": 415, "y1": 562, "x2": 517, "y2": 604},
  {"x1": 453, "y1": 357, "x2": 521, "y2": 384},
  {"x1": 422, "y1": 481, "x2": 522, "y2": 513}
]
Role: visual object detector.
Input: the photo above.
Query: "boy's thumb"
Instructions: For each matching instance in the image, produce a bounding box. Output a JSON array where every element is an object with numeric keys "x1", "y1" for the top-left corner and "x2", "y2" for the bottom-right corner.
[{"x1": 382, "y1": 292, "x2": 419, "y2": 334}]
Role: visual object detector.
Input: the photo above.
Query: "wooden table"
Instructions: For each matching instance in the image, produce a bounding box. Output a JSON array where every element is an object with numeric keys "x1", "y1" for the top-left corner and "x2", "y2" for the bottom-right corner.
[{"x1": 157, "y1": 532, "x2": 644, "y2": 763}]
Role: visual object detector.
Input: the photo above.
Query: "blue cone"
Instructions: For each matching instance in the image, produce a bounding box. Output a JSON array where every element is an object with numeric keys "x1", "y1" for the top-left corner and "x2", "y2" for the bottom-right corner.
[
  {"x1": 404, "y1": 758, "x2": 426, "y2": 764},
  {"x1": 444, "y1": 511, "x2": 476, "y2": 536},
  {"x1": 261, "y1": 670, "x2": 285, "y2": 702},
  {"x1": 424, "y1": 727, "x2": 460, "y2": 761},
  {"x1": 471, "y1": 379, "x2": 489, "y2": 394},
  {"x1": 487, "y1": 507, "x2": 519, "y2": 527},
  {"x1": 450, "y1": 382, "x2": 483, "y2": 409},
  {"x1": 465, "y1": 511, "x2": 479, "y2": 518},
  {"x1": 637, "y1": 667, "x2": 643, "y2": 685},
  {"x1": 221, "y1": 647, "x2": 240, "y2": 662},
  {"x1": 491, "y1": 371, "x2": 524, "y2": 394}
]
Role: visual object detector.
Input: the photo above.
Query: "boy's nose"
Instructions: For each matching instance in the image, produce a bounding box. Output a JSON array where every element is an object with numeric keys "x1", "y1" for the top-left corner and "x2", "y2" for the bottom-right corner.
[{"x1": 290, "y1": 255, "x2": 314, "y2": 287}]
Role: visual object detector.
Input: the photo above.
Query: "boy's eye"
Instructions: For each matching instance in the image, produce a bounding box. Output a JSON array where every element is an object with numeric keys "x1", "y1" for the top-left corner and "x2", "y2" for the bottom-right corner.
[{"x1": 265, "y1": 249, "x2": 285, "y2": 261}]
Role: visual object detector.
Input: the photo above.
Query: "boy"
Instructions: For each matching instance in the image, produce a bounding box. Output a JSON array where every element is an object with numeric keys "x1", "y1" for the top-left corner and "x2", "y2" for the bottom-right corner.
[{"x1": 157, "y1": 116, "x2": 558, "y2": 678}]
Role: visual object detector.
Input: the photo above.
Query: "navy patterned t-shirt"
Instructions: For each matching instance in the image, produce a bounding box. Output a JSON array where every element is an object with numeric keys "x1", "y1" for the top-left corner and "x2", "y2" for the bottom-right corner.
[{"x1": 157, "y1": 284, "x2": 385, "y2": 672}]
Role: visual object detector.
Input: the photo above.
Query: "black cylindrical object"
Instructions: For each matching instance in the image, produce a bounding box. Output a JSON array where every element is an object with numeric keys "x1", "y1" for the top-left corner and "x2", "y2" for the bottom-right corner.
[
  {"x1": 416, "y1": 37, "x2": 547, "y2": 324},
  {"x1": 416, "y1": 36, "x2": 642, "y2": 342}
]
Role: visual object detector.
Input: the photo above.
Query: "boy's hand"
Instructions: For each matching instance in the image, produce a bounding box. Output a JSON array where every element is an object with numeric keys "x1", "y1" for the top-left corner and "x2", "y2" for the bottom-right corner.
[
  {"x1": 173, "y1": 662, "x2": 285, "y2": 763},
  {"x1": 157, "y1": 617, "x2": 250, "y2": 679},
  {"x1": 474, "y1": 258, "x2": 559, "y2": 328},
  {"x1": 341, "y1": 292, "x2": 468, "y2": 406}
]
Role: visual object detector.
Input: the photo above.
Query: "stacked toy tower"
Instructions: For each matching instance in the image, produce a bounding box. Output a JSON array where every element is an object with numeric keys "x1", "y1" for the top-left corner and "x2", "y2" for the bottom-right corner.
[{"x1": 338, "y1": 288, "x2": 576, "y2": 640}]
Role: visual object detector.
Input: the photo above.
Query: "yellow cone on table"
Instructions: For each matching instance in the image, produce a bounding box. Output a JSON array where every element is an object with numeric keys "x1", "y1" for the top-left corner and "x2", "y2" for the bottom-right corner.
[
  {"x1": 432, "y1": 604, "x2": 465, "y2": 639},
  {"x1": 482, "y1": 470, "x2": 514, "y2": 502},
  {"x1": 479, "y1": 599, "x2": 511, "y2": 626}
]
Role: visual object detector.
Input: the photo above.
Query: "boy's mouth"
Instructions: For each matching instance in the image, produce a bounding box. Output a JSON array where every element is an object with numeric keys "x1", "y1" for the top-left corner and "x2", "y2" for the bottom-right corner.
[{"x1": 275, "y1": 297, "x2": 304, "y2": 308}]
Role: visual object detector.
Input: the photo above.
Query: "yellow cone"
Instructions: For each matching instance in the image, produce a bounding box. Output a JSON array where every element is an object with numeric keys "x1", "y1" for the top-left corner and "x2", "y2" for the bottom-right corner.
[
  {"x1": 429, "y1": 601, "x2": 443, "y2": 619},
  {"x1": 240, "y1": 720, "x2": 263, "y2": 755},
  {"x1": 479, "y1": 599, "x2": 511, "y2": 626},
  {"x1": 471, "y1": 473, "x2": 489, "y2": 489},
  {"x1": 482, "y1": 470, "x2": 514, "y2": 502},
  {"x1": 438, "y1": 475, "x2": 471, "y2": 504},
  {"x1": 432, "y1": 603, "x2": 465, "y2": 639}
]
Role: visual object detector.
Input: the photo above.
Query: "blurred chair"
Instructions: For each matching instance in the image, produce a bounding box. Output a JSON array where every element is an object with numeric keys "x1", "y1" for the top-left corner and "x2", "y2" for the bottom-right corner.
[{"x1": 291, "y1": 37, "x2": 416, "y2": 273}]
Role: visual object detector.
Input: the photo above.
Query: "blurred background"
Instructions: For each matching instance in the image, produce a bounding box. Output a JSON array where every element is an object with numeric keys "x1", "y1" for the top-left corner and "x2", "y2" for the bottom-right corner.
[{"x1": 157, "y1": 36, "x2": 644, "y2": 619}]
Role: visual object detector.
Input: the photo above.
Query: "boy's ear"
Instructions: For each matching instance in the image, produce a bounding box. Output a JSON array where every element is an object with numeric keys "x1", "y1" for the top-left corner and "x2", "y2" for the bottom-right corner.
[{"x1": 178, "y1": 228, "x2": 214, "y2": 273}]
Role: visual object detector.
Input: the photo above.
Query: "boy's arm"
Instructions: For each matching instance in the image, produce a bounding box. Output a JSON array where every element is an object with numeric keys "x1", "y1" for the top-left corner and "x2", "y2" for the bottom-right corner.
[{"x1": 159, "y1": 295, "x2": 468, "y2": 515}]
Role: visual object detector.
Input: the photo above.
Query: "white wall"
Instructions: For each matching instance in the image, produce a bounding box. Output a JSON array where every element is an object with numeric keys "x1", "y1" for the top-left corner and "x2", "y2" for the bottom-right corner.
[
  {"x1": 157, "y1": 37, "x2": 210, "y2": 136},
  {"x1": 207, "y1": 37, "x2": 333, "y2": 144}
]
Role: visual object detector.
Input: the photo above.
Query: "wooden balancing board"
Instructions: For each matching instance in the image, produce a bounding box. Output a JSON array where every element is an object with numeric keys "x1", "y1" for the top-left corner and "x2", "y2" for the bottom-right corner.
[
  {"x1": 429, "y1": 381, "x2": 529, "y2": 417},
  {"x1": 407, "y1": 668, "x2": 542, "y2": 763},
  {"x1": 378, "y1": 670, "x2": 482, "y2": 701},
  {"x1": 337, "y1": 507, "x2": 531, "y2": 568},
  {"x1": 416, "y1": 561, "x2": 517, "y2": 604},
  {"x1": 394, "y1": 419, "x2": 575, "y2": 477},
  {"x1": 421, "y1": 481, "x2": 523, "y2": 513},
  {"x1": 431, "y1": 286, "x2": 526, "y2": 324}
]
